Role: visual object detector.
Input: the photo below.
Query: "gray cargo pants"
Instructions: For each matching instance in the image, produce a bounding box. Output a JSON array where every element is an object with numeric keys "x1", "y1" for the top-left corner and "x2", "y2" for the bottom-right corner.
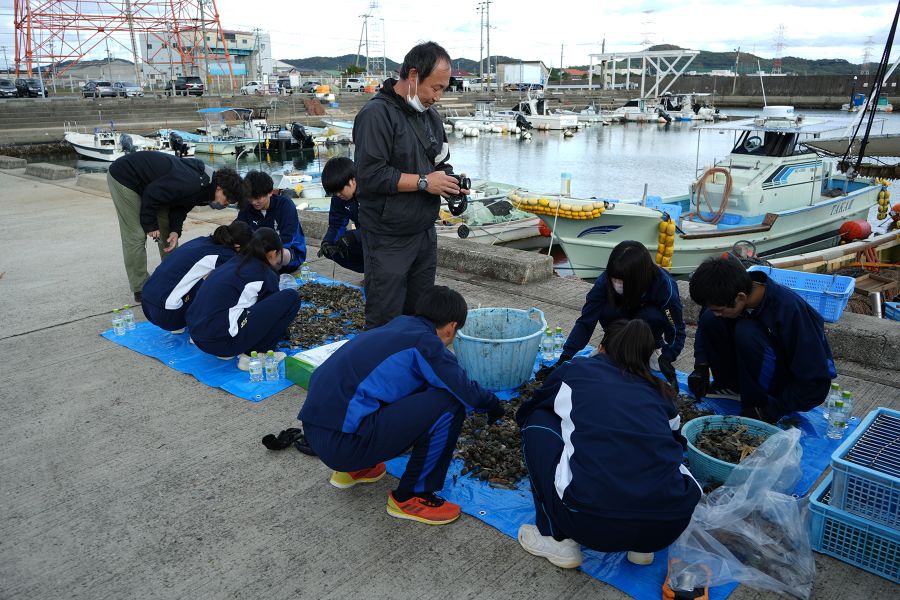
[{"x1": 361, "y1": 227, "x2": 437, "y2": 329}]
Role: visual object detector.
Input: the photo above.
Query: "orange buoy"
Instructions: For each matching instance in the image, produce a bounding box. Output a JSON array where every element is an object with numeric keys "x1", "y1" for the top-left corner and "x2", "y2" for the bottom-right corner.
[
  {"x1": 839, "y1": 219, "x2": 872, "y2": 242},
  {"x1": 538, "y1": 220, "x2": 552, "y2": 237}
]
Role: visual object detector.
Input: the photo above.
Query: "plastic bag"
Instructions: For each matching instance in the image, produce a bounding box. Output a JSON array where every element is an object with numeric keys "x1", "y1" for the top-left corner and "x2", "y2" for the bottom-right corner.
[
  {"x1": 278, "y1": 273, "x2": 299, "y2": 291},
  {"x1": 669, "y1": 428, "x2": 815, "y2": 599}
]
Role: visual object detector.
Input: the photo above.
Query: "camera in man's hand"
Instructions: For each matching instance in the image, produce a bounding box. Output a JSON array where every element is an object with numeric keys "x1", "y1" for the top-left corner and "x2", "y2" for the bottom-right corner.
[{"x1": 446, "y1": 173, "x2": 471, "y2": 216}]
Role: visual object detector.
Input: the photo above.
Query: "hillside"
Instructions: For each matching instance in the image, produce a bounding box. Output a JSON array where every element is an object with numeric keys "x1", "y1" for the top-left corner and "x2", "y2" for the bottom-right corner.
[{"x1": 283, "y1": 46, "x2": 866, "y2": 76}]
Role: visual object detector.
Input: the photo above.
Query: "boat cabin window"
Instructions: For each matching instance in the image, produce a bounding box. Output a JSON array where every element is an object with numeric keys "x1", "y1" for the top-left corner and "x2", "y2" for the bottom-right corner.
[{"x1": 732, "y1": 130, "x2": 798, "y2": 157}]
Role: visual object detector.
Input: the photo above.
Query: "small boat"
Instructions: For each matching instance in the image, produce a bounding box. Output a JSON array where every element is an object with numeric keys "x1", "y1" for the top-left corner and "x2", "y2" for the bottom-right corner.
[
  {"x1": 658, "y1": 93, "x2": 724, "y2": 122},
  {"x1": 496, "y1": 93, "x2": 579, "y2": 131},
  {"x1": 160, "y1": 108, "x2": 261, "y2": 155},
  {"x1": 64, "y1": 123, "x2": 196, "y2": 161},
  {"x1": 446, "y1": 101, "x2": 530, "y2": 133},
  {"x1": 508, "y1": 106, "x2": 884, "y2": 278},
  {"x1": 610, "y1": 98, "x2": 671, "y2": 123}
]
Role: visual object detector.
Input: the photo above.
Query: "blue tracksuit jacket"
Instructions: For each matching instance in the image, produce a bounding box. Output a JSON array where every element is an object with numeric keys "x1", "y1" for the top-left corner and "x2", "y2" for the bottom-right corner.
[
  {"x1": 185, "y1": 255, "x2": 279, "y2": 341},
  {"x1": 299, "y1": 315, "x2": 499, "y2": 433},
  {"x1": 695, "y1": 270, "x2": 837, "y2": 412},
  {"x1": 141, "y1": 236, "x2": 237, "y2": 310},
  {"x1": 236, "y1": 194, "x2": 307, "y2": 271},
  {"x1": 562, "y1": 266, "x2": 686, "y2": 361},
  {"x1": 516, "y1": 354, "x2": 701, "y2": 521},
  {"x1": 323, "y1": 194, "x2": 360, "y2": 244}
]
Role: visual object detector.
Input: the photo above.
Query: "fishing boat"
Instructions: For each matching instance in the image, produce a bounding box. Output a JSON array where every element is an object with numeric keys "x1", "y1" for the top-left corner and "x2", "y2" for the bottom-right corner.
[
  {"x1": 508, "y1": 106, "x2": 883, "y2": 278},
  {"x1": 496, "y1": 94, "x2": 579, "y2": 131},
  {"x1": 64, "y1": 123, "x2": 195, "y2": 161},
  {"x1": 610, "y1": 98, "x2": 671, "y2": 123},
  {"x1": 160, "y1": 108, "x2": 260, "y2": 155},
  {"x1": 446, "y1": 101, "x2": 530, "y2": 133}
]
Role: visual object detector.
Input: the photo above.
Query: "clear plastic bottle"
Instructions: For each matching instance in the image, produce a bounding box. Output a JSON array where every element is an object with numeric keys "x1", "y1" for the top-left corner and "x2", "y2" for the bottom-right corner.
[
  {"x1": 248, "y1": 351, "x2": 263, "y2": 383},
  {"x1": 300, "y1": 263, "x2": 310, "y2": 283},
  {"x1": 560, "y1": 172, "x2": 572, "y2": 196},
  {"x1": 826, "y1": 398, "x2": 847, "y2": 440},
  {"x1": 122, "y1": 304, "x2": 136, "y2": 331},
  {"x1": 553, "y1": 326, "x2": 565, "y2": 360},
  {"x1": 541, "y1": 328, "x2": 554, "y2": 362},
  {"x1": 823, "y1": 382, "x2": 841, "y2": 420},
  {"x1": 112, "y1": 309, "x2": 125, "y2": 336},
  {"x1": 840, "y1": 390, "x2": 853, "y2": 429},
  {"x1": 264, "y1": 350, "x2": 279, "y2": 382}
]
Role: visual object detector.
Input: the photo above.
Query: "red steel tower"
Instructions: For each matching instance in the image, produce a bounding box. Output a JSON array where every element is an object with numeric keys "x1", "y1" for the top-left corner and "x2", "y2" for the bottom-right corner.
[{"x1": 13, "y1": 0, "x2": 235, "y2": 83}]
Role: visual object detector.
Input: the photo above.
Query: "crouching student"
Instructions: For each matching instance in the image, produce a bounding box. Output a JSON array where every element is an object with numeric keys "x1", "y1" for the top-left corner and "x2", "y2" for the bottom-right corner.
[
  {"x1": 516, "y1": 319, "x2": 701, "y2": 569},
  {"x1": 318, "y1": 157, "x2": 364, "y2": 273},
  {"x1": 141, "y1": 221, "x2": 253, "y2": 333},
  {"x1": 236, "y1": 171, "x2": 307, "y2": 274},
  {"x1": 687, "y1": 256, "x2": 836, "y2": 423},
  {"x1": 299, "y1": 285, "x2": 503, "y2": 526},
  {"x1": 186, "y1": 228, "x2": 301, "y2": 365},
  {"x1": 539, "y1": 240, "x2": 685, "y2": 388}
]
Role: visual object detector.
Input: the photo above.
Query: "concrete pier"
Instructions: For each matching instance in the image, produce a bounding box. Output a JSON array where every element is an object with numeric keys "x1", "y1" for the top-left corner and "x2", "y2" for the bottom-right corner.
[{"x1": 1, "y1": 168, "x2": 897, "y2": 599}]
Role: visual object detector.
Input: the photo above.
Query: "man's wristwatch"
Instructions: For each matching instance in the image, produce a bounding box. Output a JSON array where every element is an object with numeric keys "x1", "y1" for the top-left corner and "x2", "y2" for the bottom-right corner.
[{"x1": 417, "y1": 175, "x2": 428, "y2": 191}]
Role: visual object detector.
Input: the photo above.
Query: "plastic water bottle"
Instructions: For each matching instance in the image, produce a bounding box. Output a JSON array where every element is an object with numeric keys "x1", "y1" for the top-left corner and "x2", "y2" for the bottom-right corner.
[
  {"x1": 112, "y1": 309, "x2": 125, "y2": 336},
  {"x1": 300, "y1": 263, "x2": 310, "y2": 282},
  {"x1": 840, "y1": 390, "x2": 853, "y2": 429},
  {"x1": 553, "y1": 326, "x2": 565, "y2": 360},
  {"x1": 541, "y1": 328, "x2": 554, "y2": 362},
  {"x1": 248, "y1": 351, "x2": 263, "y2": 383},
  {"x1": 264, "y1": 350, "x2": 279, "y2": 382},
  {"x1": 122, "y1": 304, "x2": 136, "y2": 331},
  {"x1": 823, "y1": 382, "x2": 841, "y2": 421},
  {"x1": 560, "y1": 172, "x2": 572, "y2": 196},
  {"x1": 827, "y1": 398, "x2": 848, "y2": 440}
]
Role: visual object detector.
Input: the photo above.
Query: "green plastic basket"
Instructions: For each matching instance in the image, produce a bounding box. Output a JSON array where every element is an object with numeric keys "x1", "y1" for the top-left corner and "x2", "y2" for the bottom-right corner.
[{"x1": 682, "y1": 415, "x2": 783, "y2": 485}]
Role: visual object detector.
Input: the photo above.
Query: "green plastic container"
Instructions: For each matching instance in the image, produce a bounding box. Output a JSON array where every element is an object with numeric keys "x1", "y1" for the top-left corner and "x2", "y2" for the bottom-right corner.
[{"x1": 285, "y1": 356, "x2": 316, "y2": 389}]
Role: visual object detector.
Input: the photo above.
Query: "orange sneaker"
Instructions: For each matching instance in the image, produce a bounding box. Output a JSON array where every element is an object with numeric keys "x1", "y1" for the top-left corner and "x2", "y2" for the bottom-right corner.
[
  {"x1": 386, "y1": 492, "x2": 461, "y2": 525},
  {"x1": 329, "y1": 463, "x2": 387, "y2": 489}
]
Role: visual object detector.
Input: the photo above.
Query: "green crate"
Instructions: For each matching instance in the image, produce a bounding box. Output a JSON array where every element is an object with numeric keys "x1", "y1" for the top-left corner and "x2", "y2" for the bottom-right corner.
[{"x1": 285, "y1": 355, "x2": 316, "y2": 389}]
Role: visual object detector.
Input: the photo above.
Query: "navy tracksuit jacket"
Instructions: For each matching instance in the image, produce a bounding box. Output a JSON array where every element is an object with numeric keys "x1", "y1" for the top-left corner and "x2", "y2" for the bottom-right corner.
[
  {"x1": 236, "y1": 194, "x2": 307, "y2": 273},
  {"x1": 516, "y1": 354, "x2": 701, "y2": 551},
  {"x1": 561, "y1": 267, "x2": 685, "y2": 362},
  {"x1": 140, "y1": 235, "x2": 238, "y2": 331},
  {"x1": 323, "y1": 194, "x2": 364, "y2": 273},
  {"x1": 695, "y1": 270, "x2": 836, "y2": 420},
  {"x1": 185, "y1": 255, "x2": 300, "y2": 356},
  {"x1": 300, "y1": 315, "x2": 500, "y2": 493}
]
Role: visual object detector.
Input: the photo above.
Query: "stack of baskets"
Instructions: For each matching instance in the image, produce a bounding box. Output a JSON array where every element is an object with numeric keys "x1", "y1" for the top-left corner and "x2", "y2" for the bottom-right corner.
[{"x1": 809, "y1": 407, "x2": 900, "y2": 582}]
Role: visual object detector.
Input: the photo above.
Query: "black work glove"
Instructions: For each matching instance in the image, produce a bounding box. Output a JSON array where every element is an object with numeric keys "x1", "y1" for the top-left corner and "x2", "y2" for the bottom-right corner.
[
  {"x1": 658, "y1": 355, "x2": 678, "y2": 390},
  {"x1": 317, "y1": 241, "x2": 337, "y2": 259},
  {"x1": 336, "y1": 231, "x2": 354, "y2": 257},
  {"x1": 687, "y1": 364, "x2": 710, "y2": 399},
  {"x1": 534, "y1": 364, "x2": 555, "y2": 382},
  {"x1": 486, "y1": 400, "x2": 505, "y2": 424}
]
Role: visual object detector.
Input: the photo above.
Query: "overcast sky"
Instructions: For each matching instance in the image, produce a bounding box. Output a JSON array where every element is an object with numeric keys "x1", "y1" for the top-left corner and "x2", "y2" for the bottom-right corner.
[{"x1": 0, "y1": 0, "x2": 897, "y2": 69}]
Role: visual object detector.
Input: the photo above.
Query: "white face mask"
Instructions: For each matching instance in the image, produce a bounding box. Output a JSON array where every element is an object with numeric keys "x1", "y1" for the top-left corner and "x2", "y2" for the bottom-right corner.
[
  {"x1": 611, "y1": 278, "x2": 624, "y2": 295},
  {"x1": 406, "y1": 77, "x2": 426, "y2": 113}
]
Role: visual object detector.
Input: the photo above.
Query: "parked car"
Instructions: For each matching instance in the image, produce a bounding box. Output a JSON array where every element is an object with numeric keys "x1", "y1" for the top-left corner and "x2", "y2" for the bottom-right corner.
[
  {"x1": 82, "y1": 81, "x2": 117, "y2": 98},
  {"x1": 240, "y1": 80, "x2": 264, "y2": 95},
  {"x1": 165, "y1": 76, "x2": 204, "y2": 96},
  {"x1": 15, "y1": 78, "x2": 48, "y2": 97},
  {"x1": 276, "y1": 78, "x2": 293, "y2": 94},
  {"x1": 113, "y1": 81, "x2": 143, "y2": 97},
  {"x1": 0, "y1": 79, "x2": 18, "y2": 98},
  {"x1": 345, "y1": 77, "x2": 365, "y2": 92},
  {"x1": 300, "y1": 81, "x2": 321, "y2": 93}
]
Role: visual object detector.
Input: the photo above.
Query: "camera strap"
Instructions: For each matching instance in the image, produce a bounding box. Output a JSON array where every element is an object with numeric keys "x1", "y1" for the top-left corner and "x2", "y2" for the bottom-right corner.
[{"x1": 402, "y1": 110, "x2": 439, "y2": 164}]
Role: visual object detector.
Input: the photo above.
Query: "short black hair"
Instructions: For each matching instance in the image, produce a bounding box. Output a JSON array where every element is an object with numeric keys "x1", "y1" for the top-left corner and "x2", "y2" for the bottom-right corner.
[
  {"x1": 321, "y1": 157, "x2": 356, "y2": 195},
  {"x1": 689, "y1": 256, "x2": 753, "y2": 307},
  {"x1": 414, "y1": 285, "x2": 468, "y2": 329},
  {"x1": 399, "y1": 41, "x2": 451, "y2": 81},
  {"x1": 246, "y1": 170, "x2": 274, "y2": 200},
  {"x1": 213, "y1": 167, "x2": 249, "y2": 205}
]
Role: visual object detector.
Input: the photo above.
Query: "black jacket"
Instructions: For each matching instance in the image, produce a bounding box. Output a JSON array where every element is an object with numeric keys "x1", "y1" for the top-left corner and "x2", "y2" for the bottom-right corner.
[
  {"x1": 352, "y1": 79, "x2": 452, "y2": 236},
  {"x1": 108, "y1": 152, "x2": 215, "y2": 235}
]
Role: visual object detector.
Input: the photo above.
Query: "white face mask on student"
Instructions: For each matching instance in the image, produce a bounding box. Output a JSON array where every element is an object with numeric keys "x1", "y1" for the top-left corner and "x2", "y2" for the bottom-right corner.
[
  {"x1": 406, "y1": 77, "x2": 426, "y2": 113},
  {"x1": 611, "y1": 278, "x2": 624, "y2": 295}
]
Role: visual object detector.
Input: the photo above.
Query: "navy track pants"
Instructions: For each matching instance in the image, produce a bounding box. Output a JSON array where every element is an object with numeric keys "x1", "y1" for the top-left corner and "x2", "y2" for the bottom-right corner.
[
  {"x1": 303, "y1": 388, "x2": 465, "y2": 494},
  {"x1": 521, "y1": 408, "x2": 691, "y2": 552},
  {"x1": 141, "y1": 299, "x2": 190, "y2": 332},
  {"x1": 192, "y1": 289, "x2": 301, "y2": 357},
  {"x1": 329, "y1": 229, "x2": 365, "y2": 273}
]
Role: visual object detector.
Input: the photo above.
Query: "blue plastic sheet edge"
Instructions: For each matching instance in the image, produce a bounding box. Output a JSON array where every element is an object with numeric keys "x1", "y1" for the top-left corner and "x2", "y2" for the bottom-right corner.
[
  {"x1": 99, "y1": 275, "x2": 362, "y2": 402},
  {"x1": 386, "y1": 360, "x2": 857, "y2": 600}
]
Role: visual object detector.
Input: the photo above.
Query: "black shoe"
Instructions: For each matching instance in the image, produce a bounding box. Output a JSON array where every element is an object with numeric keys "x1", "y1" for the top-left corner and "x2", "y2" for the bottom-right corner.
[
  {"x1": 707, "y1": 382, "x2": 740, "y2": 401},
  {"x1": 133, "y1": 291, "x2": 142, "y2": 303}
]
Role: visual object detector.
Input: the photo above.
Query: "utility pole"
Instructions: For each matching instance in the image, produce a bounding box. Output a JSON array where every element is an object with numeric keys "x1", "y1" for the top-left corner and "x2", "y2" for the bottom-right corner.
[
  {"x1": 125, "y1": 0, "x2": 142, "y2": 85},
  {"x1": 105, "y1": 38, "x2": 112, "y2": 80},
  {"x1": 477, "y1": 3, "x2": 485, "y2": 90},
  {"x1": 732, "y1": 46, "x2": 740, "y2": 95},
  {"x1": 485, "y1": 0, "x2": 492, "y2": 90},
  {"x1": 560, "y1": 44, "x2": 564, "y2": 82},
  {"x1": 1, "y1": 46, "x2": 9, "y2": 74}
]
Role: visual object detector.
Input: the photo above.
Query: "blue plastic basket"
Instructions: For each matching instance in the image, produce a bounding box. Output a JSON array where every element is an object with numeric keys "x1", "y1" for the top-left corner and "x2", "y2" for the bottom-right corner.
[
  {"x1": 453, "y1": 307, "x2": 546, "y2": 391},
  {"x1": 809, "y1": 473, "x2": 900, "y2": 583},
  {"x1": 886, "y1": 302, "x2": 900, "y2": 322},
  {"x1": 682, "y1": 415, "x2": 783, "y2": 485},
  {"x1": 747, "y1": 266, "x2": 855, "y2": 322},
  {"x1": 830, "y1": 408, "x2": 900, "y2": 529}
]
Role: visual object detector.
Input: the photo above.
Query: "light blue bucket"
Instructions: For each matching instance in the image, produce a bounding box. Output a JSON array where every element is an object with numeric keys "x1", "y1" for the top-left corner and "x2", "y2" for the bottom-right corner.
[{"x1": 453, "y1": 307, "x2": 547, "y2": 391}]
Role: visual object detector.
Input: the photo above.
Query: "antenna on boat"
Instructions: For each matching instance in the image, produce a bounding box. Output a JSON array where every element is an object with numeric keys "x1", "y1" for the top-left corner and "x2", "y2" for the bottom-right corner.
[{"x1": 757, "y1": 60, "x2": 767, "y2": 107}]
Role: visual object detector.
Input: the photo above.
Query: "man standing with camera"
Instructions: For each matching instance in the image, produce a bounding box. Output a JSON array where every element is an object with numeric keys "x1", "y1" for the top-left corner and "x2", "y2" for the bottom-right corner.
[{"x1": 353, "y1": 41, "x2": 468, "y2": 329}]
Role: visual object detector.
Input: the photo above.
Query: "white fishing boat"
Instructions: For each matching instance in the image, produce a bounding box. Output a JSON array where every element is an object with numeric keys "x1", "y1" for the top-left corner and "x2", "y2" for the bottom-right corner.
[
  {"x1": 610, "y1": 98, "x2": 671, "y2": 123},
  {"x1": 446, "y1": 101, "x2": 529, "y2": 133},
  {"x1": 508, "y1": 106, "x2": 884, "y2": 278},
  {"x1": 160, "y1": 108, "x2": 261, "y2": 155},
  {"x1": 64, "y1": 123, "x2": 196, "y2": 161},
  {"x1": 497, "y1": 94, "x2": 579, "y2": 131},
  {"x1": 658, "y1": 93, "x2": 723, "y2": 122}
]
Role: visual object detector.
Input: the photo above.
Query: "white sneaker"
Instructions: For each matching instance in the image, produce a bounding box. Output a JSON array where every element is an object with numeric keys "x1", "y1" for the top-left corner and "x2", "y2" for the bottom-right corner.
[
  {"x1": 216, "y1": 355, "x2": 235, "y2": 361},
  {"x1": 170, "y1": 328, "x2": 186, "y2": 335},
  {"x1": 236, "y1": 353, "x2": 252, "y2": 371},
  {"x1": 707, "y1": 383, "x2": 741, "y2": 401},
  {"x1": 627, "y1": 551, "x2": 654, "y2": 565},
  {"x1": 517, "y1": 524, "x2": 582, "y2": 568}
]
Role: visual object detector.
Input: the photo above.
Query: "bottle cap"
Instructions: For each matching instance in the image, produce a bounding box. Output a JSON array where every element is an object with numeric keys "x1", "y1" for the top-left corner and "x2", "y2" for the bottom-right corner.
[
  {"x1": 834, "y1": 400, "x2": 844, "y2": 408},
  {"x1": 830, "y1": 382, "x2": 840, "y2": 390},
  {"x1": 251, "y1": 351, "x2": 258, "y2": 357},
  {"x1": 267, "y1": 350, "x2": 274, "y2": 356},
  {"x1": 114, "y1": 308, "x2": 120, "y2": 313},
  {"x1": 841, "y1": 390, "x2": 851, "y2": 398},
  {"x1": 124, "y1": 304, "x2": 130, "y2": 309},
  {"x1": 561, "y1": 172, "x2": 571, "y2": 178}
]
